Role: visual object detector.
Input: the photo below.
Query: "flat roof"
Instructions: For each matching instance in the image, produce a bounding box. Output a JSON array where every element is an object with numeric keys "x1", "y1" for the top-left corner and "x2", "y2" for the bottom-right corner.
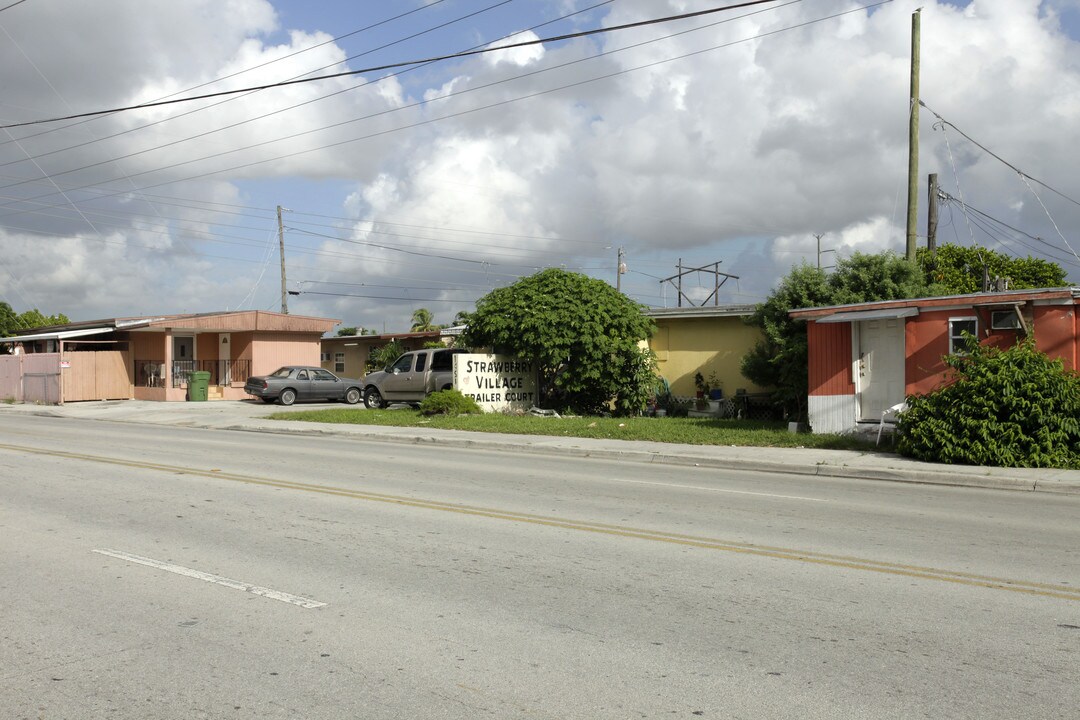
[
  {"x1": 646, "y1": 304, "x2": 758, "y2": 320},
  {"x1": 790, "y1": 287, "x2": 1079, "y2": 319}
]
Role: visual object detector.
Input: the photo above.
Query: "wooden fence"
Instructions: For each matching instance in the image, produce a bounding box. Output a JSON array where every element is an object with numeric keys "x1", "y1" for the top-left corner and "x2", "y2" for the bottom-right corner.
[{"x1": 62, "y1": 350, "x2": 132, "y2": 401}]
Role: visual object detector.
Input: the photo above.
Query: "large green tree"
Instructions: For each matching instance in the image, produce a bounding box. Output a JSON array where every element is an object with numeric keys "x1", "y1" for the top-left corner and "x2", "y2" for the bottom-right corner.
[
  {"x1": 0, "y1": 302, "x2": 17, "y2": 337},
  {"x1": 917, "y1": 245, "x2": 1066, "y2": 294},
  {"x1": 0, "y1": 303, "x2": 69, "y2": 337},
  {"x1": 462, "y1": 268, "x2": 656, "y2": 416},
  {"x1": 742, "y1": 252, "x2": 932, "y2": 420}
]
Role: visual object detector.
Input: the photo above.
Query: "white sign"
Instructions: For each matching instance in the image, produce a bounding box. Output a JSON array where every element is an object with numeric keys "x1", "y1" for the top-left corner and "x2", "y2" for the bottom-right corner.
[{"x1": 453, "y1": 354, "x2": 538, "y2": 412}]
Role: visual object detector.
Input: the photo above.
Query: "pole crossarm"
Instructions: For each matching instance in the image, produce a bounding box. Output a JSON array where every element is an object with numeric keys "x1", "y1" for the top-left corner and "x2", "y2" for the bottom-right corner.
[{"x1": 659, "y1": 260, "x2": 739, "y2": 307}]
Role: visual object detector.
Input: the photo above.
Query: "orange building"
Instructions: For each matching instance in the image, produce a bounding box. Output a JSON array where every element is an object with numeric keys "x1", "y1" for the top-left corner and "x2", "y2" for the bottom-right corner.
[
  {"x1": 0, "y1": 311, "x2": 338, "y2": 403},
  {"x1": 790, "y1": 287, "x2": 1080, "y2": 434}
]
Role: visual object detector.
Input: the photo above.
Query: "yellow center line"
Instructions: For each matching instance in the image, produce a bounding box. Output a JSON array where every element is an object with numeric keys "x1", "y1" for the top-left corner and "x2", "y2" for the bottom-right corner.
[{"x1": 3, "y1": 441, "x2": 1077, "y2": 602}]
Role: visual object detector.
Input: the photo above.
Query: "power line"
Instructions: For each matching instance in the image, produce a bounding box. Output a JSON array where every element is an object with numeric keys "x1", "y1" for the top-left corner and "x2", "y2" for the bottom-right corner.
[
  {"x1": 0, "y1": 0, "x2": 29, "y2": 12},
  {"x1": 1, "y1": 0, "x2": 862, "y2": 216},
  {"x1": 922, "y1": 100, "x2": 1080, "y2": 209},
  {"x1": 0, "y1": 0, "x2": 521, "y2": 190},
  {"x1": 0, "y1": 1, "x2": 451, "y2": 153},
  {"x1": 0, "y1": 0, "x2": 788, "y2": 129},
  {"x1": 295, "y1": 290, "x2": 480, "y2": 304},
  {"x1": 0, "y1": 1, "x2": 642, "y2": 206},
  {"x1": 0, "y1": 0, "x2": 513, "y2": 173},
  {"x1": 939, "y1": 194, "x2": 1080, "y2": 268}
]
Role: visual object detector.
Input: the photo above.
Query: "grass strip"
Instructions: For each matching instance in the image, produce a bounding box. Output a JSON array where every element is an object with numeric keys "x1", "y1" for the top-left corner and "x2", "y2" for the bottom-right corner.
[{"x1": 269, "y1": 408, "x2": 881, "y2": 451}]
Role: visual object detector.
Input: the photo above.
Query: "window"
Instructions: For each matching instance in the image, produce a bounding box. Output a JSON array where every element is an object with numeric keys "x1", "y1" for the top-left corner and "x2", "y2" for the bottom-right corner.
[
  {"x1": 949, "y1": 317, "x2": 978, "y2": 354},
  {"x1": 334, "y1": 352, "x2": 344, "y2": 373},
  {"x1": 312, "y1": 369, "x2": 336, "y2": 381},
  {"x1": 991, "y1": 310, "x2": 1022, "y2": 330},
  {"x1": 431, "y1": 349, "x2": 462, "y2": 371},
  {"x1": 390, "y1": 354, "x2": 414, "y2": 373},
  {"x1": 415, "y1": 353, "x2": 427, "y2": 372},
  {"x1": 296, "y1": 369, "x2": 309, "y2": 380}
]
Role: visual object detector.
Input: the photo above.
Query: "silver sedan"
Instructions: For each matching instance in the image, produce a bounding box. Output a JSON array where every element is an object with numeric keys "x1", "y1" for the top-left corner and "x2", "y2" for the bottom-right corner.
[{"x1": 243, "y1": 366, "x2": 364, "y2": 406}]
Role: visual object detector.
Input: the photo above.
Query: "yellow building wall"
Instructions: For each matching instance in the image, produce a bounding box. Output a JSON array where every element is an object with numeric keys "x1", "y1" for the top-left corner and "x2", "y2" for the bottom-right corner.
[
  {"x1": 321, "y1": 336, "x2": 451, "y2": 379},
  {"x1": 650, "y1": 316, "x2": 768, "y2": 398}
]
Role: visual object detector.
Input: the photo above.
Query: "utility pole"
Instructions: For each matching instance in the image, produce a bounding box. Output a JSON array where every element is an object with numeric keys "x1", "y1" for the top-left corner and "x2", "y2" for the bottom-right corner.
[
  {"x1": 616, "y1": 247, "x2": 626, "y2": 292},
  {"x1": 815, "y1": 233, "x2": 834, "y2": 270},
  {"x1": 659, "y1": 259, "x2": 738, "y2": 307},
  {"x1": 277, "y1": 205, "x2": 288, "y2": 315},
  {"x1": 905, "y1": 9, "x2": 921, "y2": 262},
  {"x1": 927, "y1": 173, "x2": 939, "y2": 255}
]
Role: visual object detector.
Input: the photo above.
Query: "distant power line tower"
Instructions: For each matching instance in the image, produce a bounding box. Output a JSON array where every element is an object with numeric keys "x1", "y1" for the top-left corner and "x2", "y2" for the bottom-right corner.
[{"x1": 659, "y1": 260, "x2": 739, "y2": 307}]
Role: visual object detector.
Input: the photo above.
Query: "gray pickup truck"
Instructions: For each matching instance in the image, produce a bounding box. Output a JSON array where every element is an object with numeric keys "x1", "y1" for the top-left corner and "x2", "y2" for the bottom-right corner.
[{"x1": 362, "y1": 348, "x2": 467, "y2": 409}]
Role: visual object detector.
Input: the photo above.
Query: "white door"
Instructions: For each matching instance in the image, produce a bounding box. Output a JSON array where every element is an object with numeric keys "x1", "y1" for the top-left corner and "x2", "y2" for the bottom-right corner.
[
  {"x1": 857, "y1": 319, "x2": 905, "y2": 421},
  {"x1": 219, "y1": 334, "x2": 231, "y2": 384}
]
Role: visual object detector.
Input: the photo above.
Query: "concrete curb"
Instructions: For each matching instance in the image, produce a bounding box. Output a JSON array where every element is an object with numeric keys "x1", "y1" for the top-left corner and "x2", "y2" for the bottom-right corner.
[
  {"x1": 4, "y1": 404, "x2": 1079, "y2": 494},
  {"x1": 215, "y1": 420, "x2": 1072, "y2": 495}
]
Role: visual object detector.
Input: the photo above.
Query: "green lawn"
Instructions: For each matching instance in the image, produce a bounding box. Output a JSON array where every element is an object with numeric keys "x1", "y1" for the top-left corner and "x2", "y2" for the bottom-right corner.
[{"x1": 270, "y1": 408, "x2": 881, "y2": 451}]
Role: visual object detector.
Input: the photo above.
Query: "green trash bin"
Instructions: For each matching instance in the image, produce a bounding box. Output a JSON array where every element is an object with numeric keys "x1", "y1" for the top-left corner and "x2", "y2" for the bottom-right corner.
[{"x1": 188, "y1": 370, "x2": 211, "y2": 402}]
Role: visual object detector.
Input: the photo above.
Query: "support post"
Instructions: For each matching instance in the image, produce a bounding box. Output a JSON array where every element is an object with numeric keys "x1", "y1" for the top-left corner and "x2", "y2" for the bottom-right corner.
[
  {"x1": 617, "y1": 247, "x2": 625, "y2": 292},
  {"x1": 905, "y1": 9, "x2": 921, "y2": 262},
  {"x1": 277, "y1": 205, "x2": 288, "y2": 314},
  {"x1": 927, "y1": 173, "x2": 939, "y2": 256}
]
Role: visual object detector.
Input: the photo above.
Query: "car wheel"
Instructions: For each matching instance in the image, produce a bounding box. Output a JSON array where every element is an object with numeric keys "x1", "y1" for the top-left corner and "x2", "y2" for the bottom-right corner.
[
  {"x1": 278, "y1": 388, "x2": 297, "y2": 406},
  {"x1": 344, "y1": 387, "x2": 361, "y2": 405},
  {"x1": 363, "y1": 387, "x2": 386, "y2": 409}
]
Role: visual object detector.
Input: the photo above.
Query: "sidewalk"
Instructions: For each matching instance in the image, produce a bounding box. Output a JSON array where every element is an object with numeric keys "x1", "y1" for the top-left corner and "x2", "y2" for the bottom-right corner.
[{"x1": 3, "y1": 400, "x2": 1078, "y2": 494}]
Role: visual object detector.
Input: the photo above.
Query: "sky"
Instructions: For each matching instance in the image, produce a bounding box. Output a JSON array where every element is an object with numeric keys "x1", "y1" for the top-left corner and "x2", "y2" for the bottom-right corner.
[{"x1": 0, "y1": 0, "x2": 1078, "y2": 332}]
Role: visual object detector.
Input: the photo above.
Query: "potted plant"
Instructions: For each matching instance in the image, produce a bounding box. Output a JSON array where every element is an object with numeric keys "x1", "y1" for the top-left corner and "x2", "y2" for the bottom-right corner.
[
  {"x1": 693, "y1": 372, "x2": 708, "y2": 399},
  {"x1": 707, "y1": 371, "x2": 723, "y2": 400}
]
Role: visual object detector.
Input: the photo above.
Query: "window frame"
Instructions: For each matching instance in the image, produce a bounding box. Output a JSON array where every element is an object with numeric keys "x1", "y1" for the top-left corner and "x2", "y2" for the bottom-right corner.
[
  {"x1": 948, "y1": 316, "x2": 978, "y2": 355},
  {"x1": 334, "y1": 352, "x2": 345, "y2": 373},
  {"x1": 990, "y1": 309, "x2": 1022, "y2": 331}
]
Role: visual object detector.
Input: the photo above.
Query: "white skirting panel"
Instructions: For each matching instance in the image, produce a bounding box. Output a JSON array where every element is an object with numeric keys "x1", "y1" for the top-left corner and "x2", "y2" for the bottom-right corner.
[{"x1": 808, "y1": 394, "x2": 858, "y2": 434}]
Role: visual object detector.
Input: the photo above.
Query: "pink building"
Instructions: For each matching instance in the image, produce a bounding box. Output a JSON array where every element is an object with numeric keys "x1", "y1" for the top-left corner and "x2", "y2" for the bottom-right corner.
[
  {"x1": 790, "y1": 287, "x2": 1080, "y2": 434},
  {"x1": 0, "y1": 311, "x2": 338, "y2": 403}
]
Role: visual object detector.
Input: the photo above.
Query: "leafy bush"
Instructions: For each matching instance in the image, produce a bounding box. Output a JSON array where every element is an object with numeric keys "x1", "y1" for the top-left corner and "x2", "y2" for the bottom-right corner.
[
  {"x1": 897, "y1": 338, "x2": 1080, "y2": 468},
  {"x1": 366, "y1": 340, "x2": 404, "y2": 373},
  {"x1": 419, "y1": 389, "x2": 483, "y2": 416}
]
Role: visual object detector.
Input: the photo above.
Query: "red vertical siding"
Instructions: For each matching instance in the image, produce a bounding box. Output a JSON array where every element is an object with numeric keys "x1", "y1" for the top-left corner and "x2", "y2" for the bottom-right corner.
[
  {"x1": 807, "y1": 322, "x2": 854, "y2": 396},
  {"x1": 1034, "y1": 305, "x2": 1076, "y2": 371},
  {"x1": 906, "y1": 310, "x2": 957, "y2": 395}
]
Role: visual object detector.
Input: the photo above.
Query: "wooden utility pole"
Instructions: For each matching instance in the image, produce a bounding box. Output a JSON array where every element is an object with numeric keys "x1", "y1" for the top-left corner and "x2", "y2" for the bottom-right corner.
[
  {"x1": 277, "y1": 205, "x2": 288, "y2": 314},
  {"x1": 616, "y1": 247, "x2": 626, "y2": 292},
  {"x1": 905, "y1": 9, "x2": 921, "y2": 262},
  {"x1": 927, "y1": 173, "x2": 939, "y2": 255}
]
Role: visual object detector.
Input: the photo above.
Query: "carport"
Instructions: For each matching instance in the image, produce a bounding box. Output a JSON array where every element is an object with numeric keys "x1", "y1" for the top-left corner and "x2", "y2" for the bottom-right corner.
[{"x1": 0, "y1": 327, "x2": 129, "y2": 403}]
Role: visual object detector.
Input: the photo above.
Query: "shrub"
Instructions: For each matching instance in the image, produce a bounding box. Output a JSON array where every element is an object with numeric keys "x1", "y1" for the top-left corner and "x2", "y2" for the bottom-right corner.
[
  {"x1": 419, "y1": 389, "x2": 483, "y2": 416},
  {"x1": 367, "y1": 340, "x2": 404, "y2": 373},
  {"x1": 897, "y1": 337, "x2": 1080, "y2": 468}
]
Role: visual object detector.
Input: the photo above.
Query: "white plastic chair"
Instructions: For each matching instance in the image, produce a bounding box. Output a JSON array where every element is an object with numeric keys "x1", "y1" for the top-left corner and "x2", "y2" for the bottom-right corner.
[{"x1": 877, "y1": 401, "x2": 908, "y2": 445}]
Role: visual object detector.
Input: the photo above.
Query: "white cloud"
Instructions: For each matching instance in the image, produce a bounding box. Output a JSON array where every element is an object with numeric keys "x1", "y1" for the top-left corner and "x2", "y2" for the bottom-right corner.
[
  {"x1": 484, "y1": 30, "x2": 545, "y2": 68},
  {"x1": 0, "y1": 0, "x2": 1077, "y2": 328}
]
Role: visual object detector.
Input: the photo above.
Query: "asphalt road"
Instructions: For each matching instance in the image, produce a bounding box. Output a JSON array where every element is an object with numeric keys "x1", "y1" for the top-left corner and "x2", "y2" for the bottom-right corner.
[{"x1": 1, "y1": 414, "x2": 1078, "y2": 719}]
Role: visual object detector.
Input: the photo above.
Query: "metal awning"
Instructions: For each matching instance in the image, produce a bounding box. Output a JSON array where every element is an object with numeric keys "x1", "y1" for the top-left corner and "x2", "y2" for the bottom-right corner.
[
  {"x1": 816, "y1": 307, "x2": 919, "y2": 324},
  {"x1": 0, "y1": 327, "x2": 115, "y2": 343}
]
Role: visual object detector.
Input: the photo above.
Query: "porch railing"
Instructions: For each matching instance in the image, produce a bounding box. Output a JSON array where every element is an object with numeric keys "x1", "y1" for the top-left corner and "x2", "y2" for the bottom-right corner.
[
  {"x1": 136, "y1": 359, "x2": 166, "y2": 387},
  {"x1": 138, "y1": 358, "x2": 251, "y2": 388}
]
